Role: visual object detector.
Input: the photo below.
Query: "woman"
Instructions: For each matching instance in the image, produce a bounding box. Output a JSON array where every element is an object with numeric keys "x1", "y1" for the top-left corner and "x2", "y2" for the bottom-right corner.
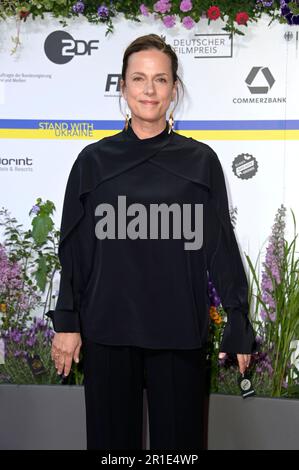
[{"x1": 47, "y1": 34, "x2": 256, "y2": 450}]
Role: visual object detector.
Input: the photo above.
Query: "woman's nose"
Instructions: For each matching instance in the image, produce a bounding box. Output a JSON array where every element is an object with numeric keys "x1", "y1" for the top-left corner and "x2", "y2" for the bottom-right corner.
[{"x1": 144, "y1": 81, "x2": 155, "y2": 94}]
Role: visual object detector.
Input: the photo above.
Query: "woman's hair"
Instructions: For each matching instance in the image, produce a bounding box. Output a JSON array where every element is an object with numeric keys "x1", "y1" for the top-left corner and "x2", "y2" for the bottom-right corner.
[{"x1": 119, "y1": 33, "x2": 185, "y2": 115}]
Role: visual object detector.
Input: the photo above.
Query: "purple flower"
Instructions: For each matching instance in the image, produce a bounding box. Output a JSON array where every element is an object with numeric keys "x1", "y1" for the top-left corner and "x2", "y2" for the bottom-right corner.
[
  {"x1": 163, "y1": 14, "x2": 176, "y2": 27},
  {"x1": 0, "y1": 244, "x2": 22, "y2": 292},
  {"x1": 256, "y1": 0, "x2": 273, "y2": 6},
  {"x1": 44, "y1": 329, "x2": 54, "y2": 340},
  {"x1": 182, "y1": 16, "x2": 195, "y2": 29},
  {"x1": 280, "y1": 0, "x2": 299, "y2": 25},
  {"x1": 154, "y1": 1, "x2": 172, "y2": 14},
  {"x1": 72, "y1": 1, "x2": 85, "y2": 14},
  {"x1": 26, "y1": 336, "x2": 36, "y2": 347},
  {"x1": 207, "y1": 278, "x2": 221, "y2": 307},
  {"x1": 268, "y1": 312, "x2": 276, "y2": 322},
  {"x1": 140, "y1": 4, "x2": 150, "y2": 16},
  {"x1": 0, "y1": 243, "x2": 40, "y2": 316},
  {"x1": 260, "y1": 205, "x2": 286, "y2": 323},
  {"x1": 260, "y1": 309, "x2": 268, "y2": 321},
  {"x1": 31, "y1": 205, "x2": 40, "y2": 215},
  {"x1": 255, "y1": 335, "x2": 263, "y2": 344},
  {"x1": 97, "y1": 5, "x2": 109, "y2": 18},
  {"x1": 34, "y1": 317, "x2": 47, "y2": 329},
  {"x1": 180, "y1": 0, "x2": 192, "y2": 12},
  {"x1": 11, "y1": 330, "x2": 22, "y2": 343}
]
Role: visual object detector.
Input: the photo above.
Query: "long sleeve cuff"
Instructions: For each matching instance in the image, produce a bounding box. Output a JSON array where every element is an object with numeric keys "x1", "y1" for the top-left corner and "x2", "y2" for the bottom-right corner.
[
  {"x1": 45, "y1": 309, "x2": 81, "y2": 333},
  {"x1": 219, "y1": 309, "x2": 258, "y2": 354}
]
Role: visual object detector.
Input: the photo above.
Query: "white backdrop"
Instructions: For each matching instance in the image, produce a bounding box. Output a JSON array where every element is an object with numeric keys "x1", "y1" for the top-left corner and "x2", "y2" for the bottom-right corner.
[{"x1": 0, "y1": 13, "x2": 298, "y2": 280}]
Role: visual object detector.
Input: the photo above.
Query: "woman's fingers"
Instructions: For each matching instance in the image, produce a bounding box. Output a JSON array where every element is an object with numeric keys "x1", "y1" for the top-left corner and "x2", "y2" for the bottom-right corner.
[
  {"x1": 50, "y1": 332, "x2": 82, "y2": 377},
  {"x1": 62, "y1": 352, "x2": 73, "y2": 377},
  {"x1": 73, "y1": 343, "x2": 81, "y2": 364},
  {"x1": 56, "y1": 353, "x2": 65, "y2": 375},
  {"x1": 237, "y1": 354, "x2": 251, "y2": 374}
]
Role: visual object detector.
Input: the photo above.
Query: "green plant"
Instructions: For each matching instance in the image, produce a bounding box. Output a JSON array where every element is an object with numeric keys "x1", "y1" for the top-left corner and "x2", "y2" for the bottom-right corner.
[
  {"x1": 0, "y1": 1, "x2": 295, "y2": 54},
  {"x1": 0, "y1": 199, "x2": 84, "y2": 384},
  {"x1": 208, "y1": 205, "x2": 299, "y2": 398},
  {"x1": 0, "y1": 199, "x2": 60, "y2": 330},
  {"x1": 0, "y1": 318, "x2": 61, "y2": 384},
  {"x1": 246, "y1": 206, "x2": 299, "y2": 397}
]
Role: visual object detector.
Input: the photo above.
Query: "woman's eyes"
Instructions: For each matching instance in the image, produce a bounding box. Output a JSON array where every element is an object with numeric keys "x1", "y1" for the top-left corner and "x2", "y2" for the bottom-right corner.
[{"x1": 133, "y1": 77, "x2": 167, "y2": 83}]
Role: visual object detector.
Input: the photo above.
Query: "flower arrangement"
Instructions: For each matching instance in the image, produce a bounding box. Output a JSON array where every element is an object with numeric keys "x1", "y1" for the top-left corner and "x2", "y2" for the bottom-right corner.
[
  {"x1": 0, "y1": 200, "x2": 83, "y2": 384},
  {"x1": 0, "y1": 317, "x2": 61, "y2": 384},
  {"x1": 246, "y1": 205, "x2": 299, "y2": 397},
  {"x1": 0, "y1": 1, "x2": 297, "y2": 54},
  {"x1": 0, "y1": 199, "x2": 59, "y2": 328},
  {"x1": 208, "y1": 204, "x2": 299, "y2": 398},
  {"x1": 1, "y1": 198, "x2": 298, "y2": 395}
]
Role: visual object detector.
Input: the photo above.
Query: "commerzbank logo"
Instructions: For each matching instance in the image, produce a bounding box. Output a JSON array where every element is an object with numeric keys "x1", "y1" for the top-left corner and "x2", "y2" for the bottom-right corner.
[
  {"x1": 233, "y1": 65, "x2": 285, "y2": 105},
  {"x1": 245, "y1": 67, "x2": 275, "y2": 94}
]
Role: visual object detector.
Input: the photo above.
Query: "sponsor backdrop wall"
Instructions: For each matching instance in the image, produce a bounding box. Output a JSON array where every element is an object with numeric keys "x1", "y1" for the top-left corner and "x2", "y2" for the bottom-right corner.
[{"x1": 0, "y1": 13, "x2": 298, "y2": 301}]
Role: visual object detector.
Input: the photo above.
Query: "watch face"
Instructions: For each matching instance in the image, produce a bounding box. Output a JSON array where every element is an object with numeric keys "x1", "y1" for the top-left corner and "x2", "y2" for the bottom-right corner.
[{"x1": 240, "y1": 378, "x2": 251, "y2": 391}]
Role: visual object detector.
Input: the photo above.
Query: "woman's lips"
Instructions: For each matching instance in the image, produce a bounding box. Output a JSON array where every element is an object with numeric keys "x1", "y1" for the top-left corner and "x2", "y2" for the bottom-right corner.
[{"x1": 140, "y1": 101, "x2": 159, "y2": 105}]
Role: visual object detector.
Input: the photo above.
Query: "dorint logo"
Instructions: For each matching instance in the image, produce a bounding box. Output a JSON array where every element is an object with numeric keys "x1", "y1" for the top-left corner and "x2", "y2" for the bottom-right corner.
[
  {"x1": 245, "y1": 67, "x2": 275, "y2": 94},
  {"x1": 44, "y1": 30, "x2": 99, "y2": 64}
]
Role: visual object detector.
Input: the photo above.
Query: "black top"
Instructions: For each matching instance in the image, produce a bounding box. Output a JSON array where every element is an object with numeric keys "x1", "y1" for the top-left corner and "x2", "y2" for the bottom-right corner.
[{"x1": 46, "y1": 119, "x2": 257, "y2": 353}]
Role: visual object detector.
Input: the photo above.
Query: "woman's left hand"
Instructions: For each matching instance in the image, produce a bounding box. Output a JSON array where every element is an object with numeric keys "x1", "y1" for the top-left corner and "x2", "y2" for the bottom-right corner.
[{"x1": 219, "y1": 352, "x2": 251, "y2": 375}]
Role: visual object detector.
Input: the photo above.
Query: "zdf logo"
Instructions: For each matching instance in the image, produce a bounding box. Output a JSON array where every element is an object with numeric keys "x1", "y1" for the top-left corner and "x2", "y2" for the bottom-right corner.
[{"x1": 44, "y1": 30, "x2": 99, "y2": 64}]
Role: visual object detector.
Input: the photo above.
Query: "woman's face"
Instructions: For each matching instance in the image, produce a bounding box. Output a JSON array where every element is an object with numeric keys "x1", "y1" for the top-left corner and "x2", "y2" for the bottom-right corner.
[{"x1": 121, "y1": 49, "x2": 177, "y2": 124}]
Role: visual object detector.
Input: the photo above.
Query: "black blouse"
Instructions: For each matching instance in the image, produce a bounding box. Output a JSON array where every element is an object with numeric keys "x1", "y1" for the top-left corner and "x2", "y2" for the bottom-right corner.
[{"x1": 46, "y1": 119, "x2": 257, "y2": 353}]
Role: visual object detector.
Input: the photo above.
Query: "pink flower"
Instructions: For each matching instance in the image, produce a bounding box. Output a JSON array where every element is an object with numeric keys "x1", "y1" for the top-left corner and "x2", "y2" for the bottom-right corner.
[
  {"x1": 260, "y1": 309, "x2": 267, "y2": 321},
  {"x1": 260, "y1": 205, "x2": 286, "y2": 324},
  {"x1": 163, "y1": 14, "x2": 176, "y2": 27},
  {"x1": 182, "y1": 15, "x2": 195, "y2": 29},
  {"x1": 180, "y1": 0, "x2": 192, "y2": 12},
  {"x1": 140, "y1": 4, "x2": 149, "y2": 16},
  {"x1": 154, "y1": 0, "x2": 172, "y2": 14},
  {"x1": 268, "y1": 312, "x2": 276, "y2": 322}
]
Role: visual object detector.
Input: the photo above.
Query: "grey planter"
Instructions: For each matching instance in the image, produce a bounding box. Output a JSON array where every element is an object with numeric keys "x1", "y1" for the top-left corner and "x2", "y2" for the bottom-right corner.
[
  {"x1": 0, "y1": 385, "x2": 298, "y2": 450},
  {"x1": 0, "y1": 384, "x2": 149, "y2": 450},
  {"x1": 0, "y1": 384, "x2": 87, "y2": 450},
  {"x1": 207, "y1": 393, "x2": 299, "y2": 450}
]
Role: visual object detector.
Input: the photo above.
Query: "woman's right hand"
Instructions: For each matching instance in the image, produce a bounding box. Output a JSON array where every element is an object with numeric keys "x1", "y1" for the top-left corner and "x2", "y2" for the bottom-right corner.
[{"x1": 51, "y1": 332, "x2": 82, "y2": 377}]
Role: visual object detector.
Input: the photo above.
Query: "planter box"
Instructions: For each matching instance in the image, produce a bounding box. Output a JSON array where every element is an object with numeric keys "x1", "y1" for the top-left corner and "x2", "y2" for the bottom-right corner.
[
  {"x1": 0, "y1": 384, "x2": 87, "y2": 450},
  {"x1": 0, "y1": 385, "x2": 298, "y2": 450},
  {"x1": 0, "y1": 384, "x2": 149, "y2": 450},
  {"x1": 207, "y1": 393, "x2": 299, "y2": 450}
]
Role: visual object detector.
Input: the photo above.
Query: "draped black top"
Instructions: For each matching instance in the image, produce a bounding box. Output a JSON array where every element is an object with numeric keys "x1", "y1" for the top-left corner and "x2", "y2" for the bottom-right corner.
[{"x1": 46, "y1": 119, "x2": 257, "y2": 352}]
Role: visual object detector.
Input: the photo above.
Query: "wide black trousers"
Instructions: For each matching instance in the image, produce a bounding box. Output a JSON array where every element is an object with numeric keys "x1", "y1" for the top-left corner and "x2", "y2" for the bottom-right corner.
[{"x1": 82, "y1": 337, "x2": 207, "y2": 450}]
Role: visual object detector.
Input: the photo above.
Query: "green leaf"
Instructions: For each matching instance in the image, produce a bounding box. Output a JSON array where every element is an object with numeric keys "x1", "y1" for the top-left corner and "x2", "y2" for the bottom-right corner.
[
  {"x1": 33, "y1": 255, "x2": 48, "y2": 292},
  {"x1": 31, "y1": 214, "x2": 53, "y2": 245}
]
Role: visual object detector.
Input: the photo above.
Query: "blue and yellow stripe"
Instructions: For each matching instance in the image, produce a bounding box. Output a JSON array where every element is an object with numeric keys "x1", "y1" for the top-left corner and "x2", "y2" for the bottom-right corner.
[{"x1": 0, "y1": 119, "x2": 298, "y2": 140}]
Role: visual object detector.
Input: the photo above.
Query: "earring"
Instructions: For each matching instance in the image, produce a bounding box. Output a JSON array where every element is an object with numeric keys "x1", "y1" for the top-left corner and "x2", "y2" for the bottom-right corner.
[
  {"x1": 125, "y1": 104, "x2": 131, "y2": 131},
  {"x1": 168, "y1": 110, "x2": 174, "y2": 134}
]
